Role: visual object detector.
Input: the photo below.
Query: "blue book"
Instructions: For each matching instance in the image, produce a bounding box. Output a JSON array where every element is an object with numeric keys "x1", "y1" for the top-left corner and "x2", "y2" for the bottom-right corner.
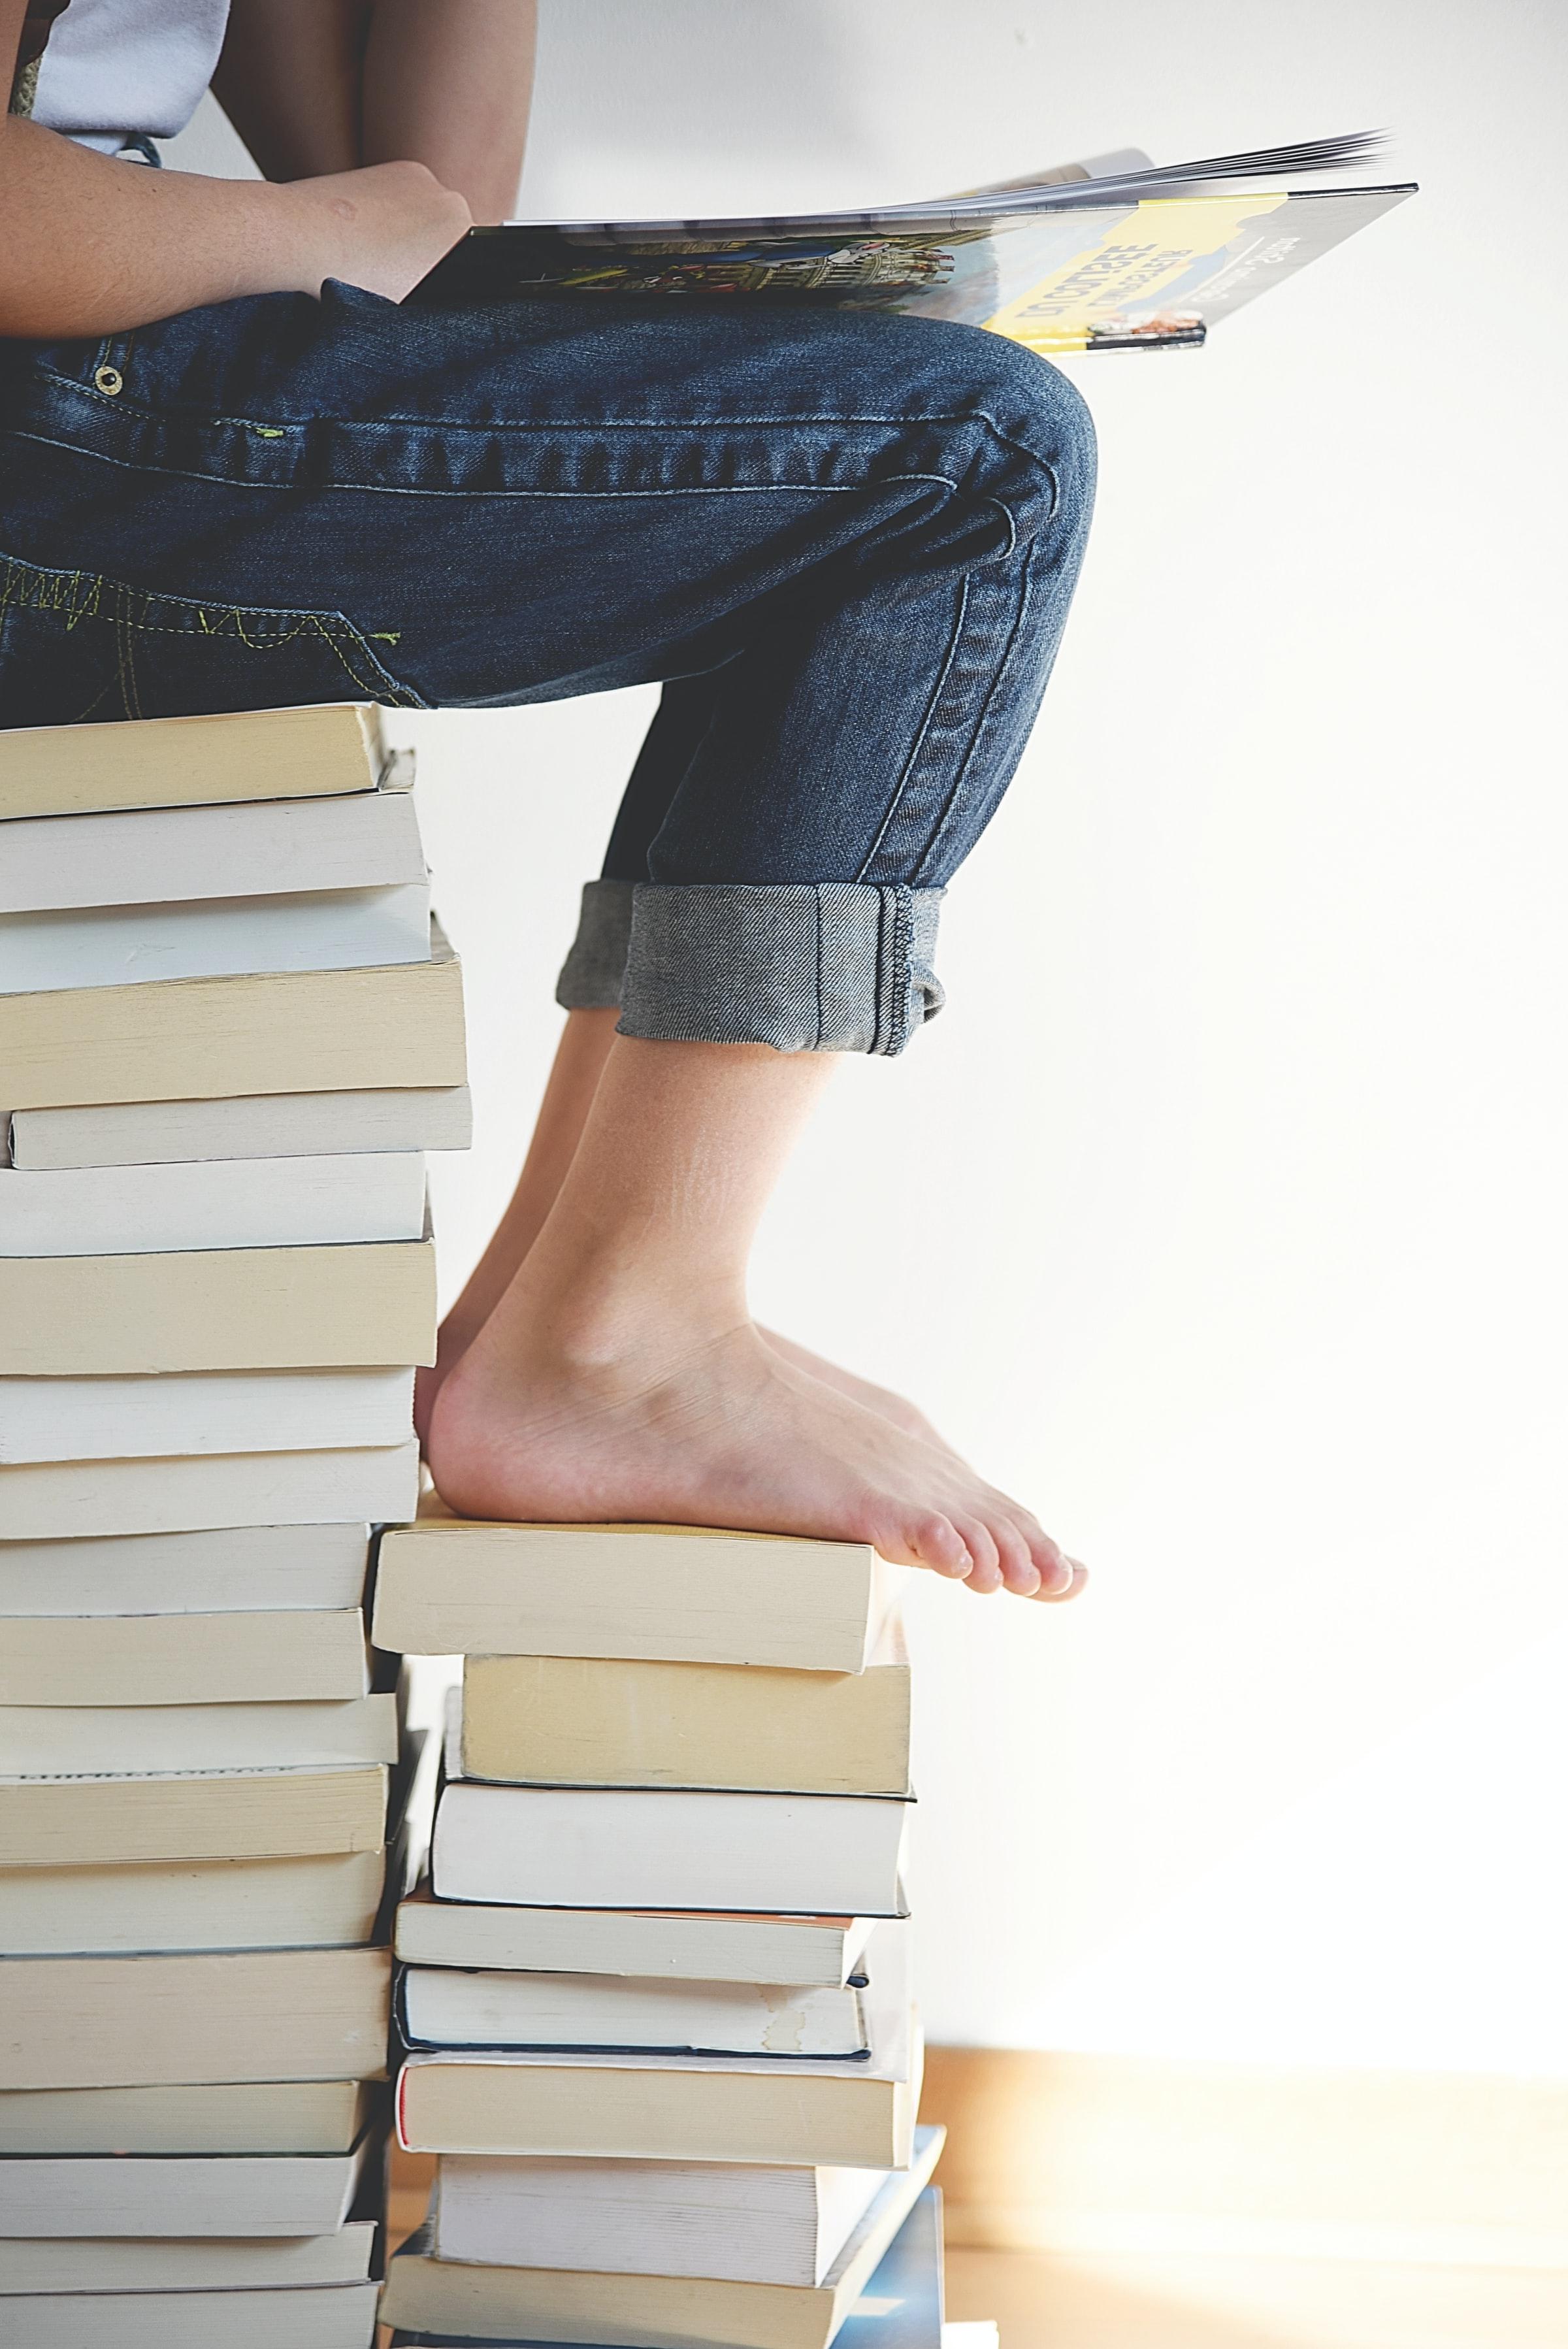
[{"x1": 391, "y1": 2183, "x2": 945, "y2": 2349}]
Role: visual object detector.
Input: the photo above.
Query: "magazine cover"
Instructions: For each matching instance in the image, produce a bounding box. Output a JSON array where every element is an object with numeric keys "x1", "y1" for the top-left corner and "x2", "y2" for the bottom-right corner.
[{"x1": 415, "y1": 137, "x2": 1416, "y2": 354}]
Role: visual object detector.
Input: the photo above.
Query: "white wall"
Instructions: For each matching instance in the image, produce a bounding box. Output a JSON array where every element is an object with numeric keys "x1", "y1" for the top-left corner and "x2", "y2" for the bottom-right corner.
[{"x1": 168, "y1": 1, "x2": 1568, "y2": 2070}]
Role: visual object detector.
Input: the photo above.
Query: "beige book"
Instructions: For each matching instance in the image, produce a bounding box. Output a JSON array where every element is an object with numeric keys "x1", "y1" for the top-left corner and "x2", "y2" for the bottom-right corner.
[
  {"x1": 374, "y1": 1509, "x2": 893, "y2": 1673},
  {"x1": 0, "y1": 1607, "x2": 370, "y2": 1705},
  {"x1": 1, "y1": 1847, "x2": 389, "y2": 1956},
  {"x1": 2, "y1": 2280, "x2": 383, "y2": 2347},
  {"x1": 0, "y1": 1945, "x2": 392, "y2": 2091},
  {"x1": 0, "y1": 1235, "x2": 435, "y2": 1374},
  {"x1": 382, "y1": 2128, "x2": 943, "y2": 2349},
  {"x1": 397, "y1": 2014, "x2": 922, "y2": 2170},
  {"x1": 0, "y1": 944, "x2": 465, "y2": 1112},
  {"x1": 0, "y1": 1763, "x2": 387, "y2": 1869},
  {"x1": 0, "y1": 2131, "x2": 378, "y2": 2237},
  {"x1": 0, "y1": 1441, "x2": 421, "y2": 1542},
  {"x1": 462, "y1": 1613, "x2": 909, "y2": 1796},
  {"x1": 0, "y1": 702, "x2": 390, "y2": 823},
  {"x1": 394, "y1": 1884, "x2": 880, "y2": 1988},
  {"x1": 0, "y1": 2218, "x2": 376, "y2": 2290},
  {"x1": 0, "y1": 2078, "x2": 375, "y2": 2155}
]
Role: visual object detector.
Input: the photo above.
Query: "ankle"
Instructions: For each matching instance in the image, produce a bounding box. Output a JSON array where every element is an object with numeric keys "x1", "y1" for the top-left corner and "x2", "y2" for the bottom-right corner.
[{"x1": 490, "y1": 1249, "x2": 749, "y2": 1373}]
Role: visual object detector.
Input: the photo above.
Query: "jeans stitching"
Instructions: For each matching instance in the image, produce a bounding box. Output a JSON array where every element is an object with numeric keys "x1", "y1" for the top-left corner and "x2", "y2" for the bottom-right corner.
[
  {"x1": 0, "y1": 425, "x2": 1027, "y2": 550},
  {"x1": 854, "y1": 574, "x2": 971, "y2": 883},
  {"x1": 0, "y1": 551, "x2": 423, "y2": 707},
  {"x1": 911, "y1": 548, "x2": 1036, "y2": 887},
  {"x1": 26, "y1": 365, "x2": 1068, "y2": 488}
]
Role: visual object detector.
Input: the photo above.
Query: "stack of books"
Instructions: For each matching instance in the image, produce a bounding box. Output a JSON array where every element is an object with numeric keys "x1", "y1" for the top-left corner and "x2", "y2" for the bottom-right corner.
[
  {"x1": 0, "y1": 704, "x2": 470, "y2": 2348},
  {"x1": 373, "y1": 1513, "x2": 947, "y2": 2348}
]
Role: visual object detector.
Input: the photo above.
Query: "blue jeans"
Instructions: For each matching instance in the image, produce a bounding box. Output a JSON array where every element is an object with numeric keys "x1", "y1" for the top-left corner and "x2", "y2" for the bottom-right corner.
[{"x1": 0, "y1": 284, "x2": 1096, "y2": 1053}]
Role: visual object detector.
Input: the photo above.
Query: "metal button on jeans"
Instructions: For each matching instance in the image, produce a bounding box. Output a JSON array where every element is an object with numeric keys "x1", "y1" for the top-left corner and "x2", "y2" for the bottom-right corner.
[{"x1": 93, "y1": 365, "x2": 123, "y2": 396}]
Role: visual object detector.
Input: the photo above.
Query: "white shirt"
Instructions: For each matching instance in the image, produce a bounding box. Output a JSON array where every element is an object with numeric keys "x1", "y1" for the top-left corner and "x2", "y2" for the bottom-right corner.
[{"x1": 30, "y1": 0, "x2": 231, "y2": 154}]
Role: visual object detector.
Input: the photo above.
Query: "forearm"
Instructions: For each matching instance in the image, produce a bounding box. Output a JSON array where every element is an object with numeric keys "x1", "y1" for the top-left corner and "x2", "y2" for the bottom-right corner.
[{"x1": 0, "y1": 116, "x2": 333, "y2": 337}]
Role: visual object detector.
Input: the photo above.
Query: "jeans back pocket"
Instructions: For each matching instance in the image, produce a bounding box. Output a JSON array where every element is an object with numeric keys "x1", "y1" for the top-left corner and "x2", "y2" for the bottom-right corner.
[{"x1": 0, "y1": 551, "x2": 425, "y2": 731}]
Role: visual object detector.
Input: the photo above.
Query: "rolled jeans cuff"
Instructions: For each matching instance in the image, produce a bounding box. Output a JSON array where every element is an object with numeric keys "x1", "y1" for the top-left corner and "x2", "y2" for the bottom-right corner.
[
  {"x1": 555, "y1": 879, "x2": 637, "y2": 1011},
  {"x1": 557, "y1": 878, "x2": 946, "y2": 1056}
]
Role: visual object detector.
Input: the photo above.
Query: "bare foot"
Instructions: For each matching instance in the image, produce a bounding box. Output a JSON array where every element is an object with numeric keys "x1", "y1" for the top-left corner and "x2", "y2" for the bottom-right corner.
[
  {"x1": 427, "y1": 1314, "x2": 1084, "y2": 1602},
  {"x1": 416, "y1": 1321, "x2": 964, "y2": 1462}
]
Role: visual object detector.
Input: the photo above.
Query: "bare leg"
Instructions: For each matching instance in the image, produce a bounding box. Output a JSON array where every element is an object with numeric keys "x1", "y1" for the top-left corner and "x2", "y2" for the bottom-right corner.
[
  {"x1": 417, "y1": 1007, "x2": 962, "y2": 1456},
  {"x1": 426, "y1": 1036, "x2": 1084, "y2": 1600}
]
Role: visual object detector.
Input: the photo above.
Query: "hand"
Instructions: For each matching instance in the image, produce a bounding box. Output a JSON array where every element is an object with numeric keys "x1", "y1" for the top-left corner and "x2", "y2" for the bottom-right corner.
[{"x1": 291, "y1": 159, "x2": 472, "y2": 302}]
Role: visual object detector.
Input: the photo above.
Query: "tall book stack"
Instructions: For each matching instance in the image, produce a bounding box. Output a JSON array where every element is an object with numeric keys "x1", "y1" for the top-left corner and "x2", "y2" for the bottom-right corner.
[
  {"x1": 373, "y1": 1513, "x2": 947, "y2": 2349},
  {"x1": 0, "y1": 704, "x2": 470, "y2": 2349}
]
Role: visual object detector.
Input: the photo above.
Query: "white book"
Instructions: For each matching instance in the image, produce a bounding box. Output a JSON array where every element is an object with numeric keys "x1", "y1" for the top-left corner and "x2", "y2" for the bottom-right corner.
[
  {"x1": 431, "y1": 2150, "x2": 897, "y2": 2289},
  {"x1": 0, "y1": 883, "x2": 433, "y2": 994},
  {"x1": 0, "y1": 1151, "x2": 427, "y2": 1255},
  {"x1": 0, "y1": 1368, "x2": 414, "y2": 1466},
  {"x1": 431, "y1": 1781, "x2": 912, "y2": 1918},
  {"x1": 0, "y1": 1441, "x2": 420, "y2": 1541},
  {"x1": 0, "y1": 790, "x2": 427, "y2": 915},
  {"x1": 384, "y1": 2128, "x2": 939, "y2": 2339},
  {"x1": 0, "y1": 1692, "x2": 399, "y2": 1777},
  {"x1": 0, "y1": 2282, "x2": 382, "y2": 2348},
  {"x1": 6, "y1": 1086, "x2": 473, "y2": 1171},
  {"x1": 400, "y1": 1963, "x2": 875, "y2": 2060},
  {"x1": 395, "y1": 1884, "x2": 881, "y2": 1988},
  {"x1": 0, "y1": 2133, "x2": 376, "y2": 2237},
  {"x1": 0, "y1": 1524, "x2": 370, "y2": 1617},
  {"x1": 0, "y1": 2220, "x2": 376, "y2": 2292},
  {"x1": 0, "y1": 1847, "x2": 390, "y2": 1956}
]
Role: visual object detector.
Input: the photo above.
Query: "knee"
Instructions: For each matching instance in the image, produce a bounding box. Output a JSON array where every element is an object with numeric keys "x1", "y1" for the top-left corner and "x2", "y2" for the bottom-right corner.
[{"x1": 904, "y1": 320, "x2": 1097, "y2": 555}]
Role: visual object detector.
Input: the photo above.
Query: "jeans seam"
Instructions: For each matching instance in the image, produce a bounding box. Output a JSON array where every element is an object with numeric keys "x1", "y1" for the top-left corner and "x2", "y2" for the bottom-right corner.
[
  {"x1": 854, "y1": 574, "x2": 971, "y2": 882},
  {"x1": 25, "y1": 366, "x2": 1067, "y2": 483},
  {"x1": 911, "y1": 548, "x2": 1036, "y2": 887}
]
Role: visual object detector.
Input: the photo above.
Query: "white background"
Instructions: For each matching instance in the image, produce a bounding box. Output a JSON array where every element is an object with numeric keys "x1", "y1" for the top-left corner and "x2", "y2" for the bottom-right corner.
[{"x1": 171, "y1": 0, "x2": 1568, "y2": 2068}]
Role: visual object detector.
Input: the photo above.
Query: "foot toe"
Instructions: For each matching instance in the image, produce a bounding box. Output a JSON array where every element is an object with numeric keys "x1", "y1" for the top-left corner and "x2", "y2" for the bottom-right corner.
[
  {"x1": 904, "y1": 1511, "x2": 973, "y2": 1579},
  {"x1": 990, "y1": 1518, "x2": 1042, "y2": 1597},
  {"x1": 952, "y1": 1516, "x2": 1005, "y2": 1595}
]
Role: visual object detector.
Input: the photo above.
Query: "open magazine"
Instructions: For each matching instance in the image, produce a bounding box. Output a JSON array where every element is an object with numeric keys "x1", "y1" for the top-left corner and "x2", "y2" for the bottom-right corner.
[{"x1": 414, "y1": 134, "x2": 1416, "y2": 355}]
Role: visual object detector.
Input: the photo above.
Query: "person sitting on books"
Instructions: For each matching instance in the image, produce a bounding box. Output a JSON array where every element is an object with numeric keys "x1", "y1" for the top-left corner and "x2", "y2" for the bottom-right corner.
[{"x1": 0, "y1": 0, "x2": 1091, "y2": 1603}]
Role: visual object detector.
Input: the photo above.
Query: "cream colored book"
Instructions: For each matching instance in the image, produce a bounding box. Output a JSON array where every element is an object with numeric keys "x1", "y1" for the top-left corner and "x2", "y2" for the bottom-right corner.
[
  {"x1": 0, "y1": 702, "x2": 393, "y2": 823},
  {"x1": 382, "y1": 2127, "x2": 942, "y2": 2348},
  {"x1": 0, "y1": 2218, "x2": 375, "y2": 2290},
  {"x1": 1, "y1": 1847, "x2": 390, "y2": 1956},
  {"x1": 462, "y1": 1613, "x2": 909, "y2": 1796},
  {"x1": 397, "y1": 2011, "x2": 922, "y2": 2169},
  {"x1": 0, "y1": 1691, "x2": 398, "y2": 1775},
  {"x1": 374, "y1": 1508, "x2": 895, "y2": 1673},
  {"x1": 0, "y1": 2132, "x2": 376, "y2": 2237},
  {"x1": 0, "y1": 2078, "x2": 375, "y2": 2156},
  {"x1": 0, "y1": 1945, "x2": 392, "y2": 2092},
  {"x1": 2, "y1": 2280, "x2": 382, "y2": 2348},
  {"x1": 0, "y1": 1441, "x2": 421, "y2": 1541},
  {"x1": 0, "y1": 1607, "x2": 371, "y2": 1705},
  {"x1": 0, "y1": 1233, "x2": 436, "y2": 1374},
  {"x1": 0, "y1": 1763, "x2": 387, "y2": 1869},
  {"x1": 0, "y1": 940, "x2": 465, "y2": 1112},
  {"x1": 394, "y1": 1884, "x2": 882, "y2": 1988}
]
